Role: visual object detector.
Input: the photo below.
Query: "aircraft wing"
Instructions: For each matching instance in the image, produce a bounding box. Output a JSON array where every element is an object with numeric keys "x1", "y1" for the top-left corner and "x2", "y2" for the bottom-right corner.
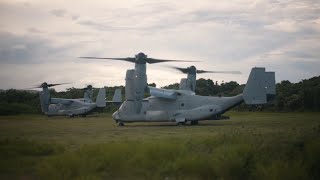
[
  {"x1": 175, "y1": 89, "x2": 195, "y2": 95},
  {"x1": 148, "y1": 86, "x2": 177, "y2": 100},
  {"x1": 51, "y1": 98, "x2": 73, "y2": 105}
]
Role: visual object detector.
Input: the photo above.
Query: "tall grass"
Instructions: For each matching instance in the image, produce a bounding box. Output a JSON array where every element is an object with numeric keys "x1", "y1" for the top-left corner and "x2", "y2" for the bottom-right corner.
[
  {"x1": 35, "y1": 125, "x2": 320, "y2": 180},
  {"x1": 1, "y1": 112, "x2": 319, "y2": 179},
  {"x1": 0, "y1": 138, "x2": 64, "y2": 179}
]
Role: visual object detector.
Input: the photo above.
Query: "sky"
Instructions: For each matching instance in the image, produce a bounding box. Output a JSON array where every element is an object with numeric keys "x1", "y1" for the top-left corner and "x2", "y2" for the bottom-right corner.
[{"x1": 0, "y1": 0, "x2": 319, "y2": 91}]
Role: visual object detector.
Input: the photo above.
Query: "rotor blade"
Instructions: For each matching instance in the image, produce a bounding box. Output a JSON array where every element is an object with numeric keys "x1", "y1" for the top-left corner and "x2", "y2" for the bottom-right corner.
[
  {"x1": 146, "y1": 58, "x2": 199, "y2": 64},
  {"x1": 25, "y1": 84, "x2": 45, "y2": 89},
  {"x1": 81, "y1": 87, "x2": 97, "y2": 90},
  {"x1": 30, "y1": 83, "x2": 46, "y2": 88},
  {"x1": 196, "y1": 70, "x2": 242, "y2": 74},
  {"x1": 47, "y1": 83, "x2": 70, "y2": 87},
  {"x1": 82, "y1": 85, "x2": 93, "y2": 90},
  {"x1": 24, "y1": 86, "x2": 41, "y2": 90},
  {"x1": 172, "y1": 67, "x2": 190, "y2": 74},
  {"x1": 24, "y1": 82, "x2": 70, "y2": 89},
  {"x1": 79, "y1": 56, "x2": 136, "y2": 63}
]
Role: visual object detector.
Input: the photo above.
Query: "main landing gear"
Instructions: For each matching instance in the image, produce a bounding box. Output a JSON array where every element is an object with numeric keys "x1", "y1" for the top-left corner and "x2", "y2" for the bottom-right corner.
[{"x1": 118, "y1": 122, "x2": 124, "y2": 126}]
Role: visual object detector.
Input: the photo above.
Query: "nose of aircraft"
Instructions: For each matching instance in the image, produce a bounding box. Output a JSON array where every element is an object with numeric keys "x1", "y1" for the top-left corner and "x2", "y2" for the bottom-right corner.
[{"x1": 112, "y1": 111, "x2": 120, "y2": 120}]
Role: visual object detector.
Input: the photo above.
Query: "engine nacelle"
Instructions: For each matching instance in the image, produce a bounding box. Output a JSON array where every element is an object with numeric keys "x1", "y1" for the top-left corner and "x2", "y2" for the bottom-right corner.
[
  {"x1": 39, "y1": 88, "x2": 50, "y2": 113},
  {"x1": 125, "y1": 69, "x2": 135, "y2": 101},
  {"x1": 179, "y1": 78, "x2": 188, "y2": 90},
  {"x1": 186, "y1": 73, "x2": 196, "y2": 92}
]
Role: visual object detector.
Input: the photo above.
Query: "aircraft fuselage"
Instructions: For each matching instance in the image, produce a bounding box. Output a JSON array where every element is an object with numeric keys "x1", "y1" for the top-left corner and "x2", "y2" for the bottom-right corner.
[
  {"x1": 112, "y1": 94, "x2": 243, "y2": 122},
  {"x1": 46, "y1": 99, "x2": 97, "y2": 116}
]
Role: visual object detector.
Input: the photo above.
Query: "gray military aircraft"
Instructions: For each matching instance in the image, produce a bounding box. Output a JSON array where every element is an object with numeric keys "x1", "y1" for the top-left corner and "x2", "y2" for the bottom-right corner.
[
  {"x1": 80, "y1": 52, "x2": 196, "y2": 113},
  {"x1": 80, "y1": 53, "x2": 275, "y2": 126},
  {"x1": 113, "y1": 67, "x2": 275, "y2": 125},
  {"x1": 33, "y1": 82, "x2": 106, "y2": 117},
  {"x1": 111, "y1": 67, "x2": 275, "y2": 125},
  {"x1": 171, "y1": 65, "x2": 241, "y2": 92}
]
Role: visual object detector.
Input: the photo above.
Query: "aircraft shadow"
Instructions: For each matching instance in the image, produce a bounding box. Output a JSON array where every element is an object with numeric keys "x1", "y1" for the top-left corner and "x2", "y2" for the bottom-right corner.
[{"x1": 122, "y1": 122, "x2": 232, "y2": 127}]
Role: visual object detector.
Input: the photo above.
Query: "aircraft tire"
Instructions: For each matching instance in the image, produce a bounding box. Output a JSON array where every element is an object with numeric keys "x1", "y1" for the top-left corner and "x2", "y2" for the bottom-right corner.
[{"x1": 118, "y1": 122, "x2": 124, "y2": 126}]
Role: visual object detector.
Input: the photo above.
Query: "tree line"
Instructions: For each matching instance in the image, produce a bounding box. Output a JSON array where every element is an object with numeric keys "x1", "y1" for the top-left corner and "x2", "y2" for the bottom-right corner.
[{"x1": 0, "y1": 76, "x2": 319, "y2": 115}]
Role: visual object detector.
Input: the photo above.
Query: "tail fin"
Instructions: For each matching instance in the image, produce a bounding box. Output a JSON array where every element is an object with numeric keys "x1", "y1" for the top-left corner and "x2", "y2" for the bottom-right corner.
[
  {"x1": 39, "y1": 88, "x2": 50, "y2": 113},
  {"x1": 243, "y1": 67, "x2": 275, "y2": 104},
  {"x1": 96, "y1": 88, "x2": 106, "y2": 107},
  {"x1": 112, "y1": 89, "x2": 122, "y2": 102},
  {"x1": 84, "y1": 89, "x2": 93, "y2": 103},
  {"x1": 265, "y1": 72, "x2": 276, "y2": 102}
]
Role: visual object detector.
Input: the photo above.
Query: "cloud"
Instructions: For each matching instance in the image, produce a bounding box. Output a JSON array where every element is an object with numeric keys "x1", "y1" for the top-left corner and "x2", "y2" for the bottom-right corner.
[
  {"x1": 0, "y1": 31, "x2": 81, "y2": 64},
  {"x1": 78, "y1": 20, "x2": 123, "y2": 31},
  {"x1": 72, "y1": 15, "x2": 79, "y2": 21},
  {"x1": 0, "y1": 62, "x2": 125, "y2": 91},
  {"x1": 50, "y1": 9, "x2": 67, "y2": 17},
  {"x1": 0, "y1": 0, "x2": 320, "y2": 91},
  {"x1": 27, "y1": 27, "x2": 45, "y2": 34}
]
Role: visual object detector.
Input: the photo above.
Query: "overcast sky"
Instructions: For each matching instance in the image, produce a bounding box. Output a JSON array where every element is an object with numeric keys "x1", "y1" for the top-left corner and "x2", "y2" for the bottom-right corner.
[{"x1": 0, "y1": 0, "x2": 319, "y2": 91}]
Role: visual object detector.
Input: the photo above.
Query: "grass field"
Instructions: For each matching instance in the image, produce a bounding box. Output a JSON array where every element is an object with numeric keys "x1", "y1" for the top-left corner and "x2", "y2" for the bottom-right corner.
[{"x1": 0, "y1": 112, "x2": 319, "y2": 179}]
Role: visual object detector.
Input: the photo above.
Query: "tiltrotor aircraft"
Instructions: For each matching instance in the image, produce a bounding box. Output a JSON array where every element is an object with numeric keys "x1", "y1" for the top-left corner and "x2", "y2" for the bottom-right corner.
[
  {"x1": 171, "y1": 65, "x2": 242, "y2": 92},
  {"x1": 80, "y1": 52, "x2": 196, "y2": 113},
  {"x1": 81, "y1": 52, "x2": 275, "y2": 126},
  {"x1": 114, "y1": 67, "x2": 275, "y2": 125},
  {"x1": 34, "y1": 82, "x2": 106, "y2": 117}
]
